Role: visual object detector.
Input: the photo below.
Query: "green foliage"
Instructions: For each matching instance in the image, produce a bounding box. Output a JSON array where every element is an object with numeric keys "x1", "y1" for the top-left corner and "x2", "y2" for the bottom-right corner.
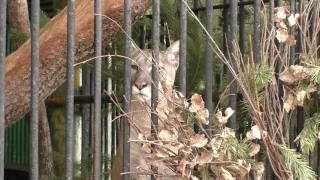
[
  {"x1": 222, "y1": 138, "x2": 252, "y2": 162},
  {"x1": 276, "y1": 144, "x2": 316, "y2": 180},
  {"x1": 45, "y1": 150, "x2": 111, "y2": 180},
  {"x1": 304, "y1": 61, "x2": 320, "y2": 84},
  {"x1": 9, "y1": 10, "x2": 51, "y2": 44},
  {"x1": 9, "y1": 28, "x2": 29, "y2": 43},
  {"x1": 295, "y1": 113, "x2": 320, "y2": 155}
]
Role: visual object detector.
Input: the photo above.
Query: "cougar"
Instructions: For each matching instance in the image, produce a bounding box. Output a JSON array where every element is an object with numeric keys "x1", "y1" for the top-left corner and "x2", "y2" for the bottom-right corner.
[{"x1": 111, "y1": 40, "x2": 180, "y2": 180}]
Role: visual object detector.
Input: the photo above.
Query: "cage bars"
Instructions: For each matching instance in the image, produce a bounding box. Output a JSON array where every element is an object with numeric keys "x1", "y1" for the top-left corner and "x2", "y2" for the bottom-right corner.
[
  {"x1": 0, "y1": 0, "x2": 7, "y2": 178},
  {"x1": 30, "y1": 0, "x2": 40, "y2": 179},
  {"x1": 123, "y1": 0, "x2": 133, "y2": 179}
]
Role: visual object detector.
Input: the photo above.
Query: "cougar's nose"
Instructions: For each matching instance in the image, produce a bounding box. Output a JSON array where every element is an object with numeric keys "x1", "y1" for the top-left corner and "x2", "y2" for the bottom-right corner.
[{"x1": 135, "y1": 82, "x2": 147, "y2": 90}]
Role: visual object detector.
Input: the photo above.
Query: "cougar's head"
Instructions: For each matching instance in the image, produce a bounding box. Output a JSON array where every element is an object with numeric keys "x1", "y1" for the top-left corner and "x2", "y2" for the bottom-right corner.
[{"x1": 131, "y1": 40, "x2": 180, "y2": 102}]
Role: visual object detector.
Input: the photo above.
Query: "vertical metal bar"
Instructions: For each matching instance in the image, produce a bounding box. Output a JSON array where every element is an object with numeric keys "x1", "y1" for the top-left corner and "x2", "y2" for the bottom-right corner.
[
  {"x1": 139, "y1": 25, "x2": 146, "y2": 49},
  {"x1": 30, "y1": 0, "x2": 40, "y2": 178},
  {"x1": 269, "y1": 0, "x2": 274, "y2": 64},
  {"x1": 289, "y1": 0, "x2": 296, "y2": 65},
  {"x1": 239, "y1": 0, "x2": 245, "y2": 55},
  {"x1": 222, "y1": 0, "x2": 229, "y2": 83},
  {"x1": 65, "y1": 0, "x2": 76, "y2": 178},
  {"x1": 238, "y1": 0, "x2": 245, "y2": 136},
  {"x1": 267, "y1": 2, "x2": 275, "y2": 179},
  {"x1": 179, "y1": 0, "x2": 187, "y2": 95},
  {"x1": 205, "y1": 0, "x2": 213, "y2": 137},
  {"x1": 228, "y1": 0, "x2": 238, "y2": 130},
  {"x1": 0, "y1": 0, "x2": 7, "y2": 178},
  {"x1": 81, "y1": 68, "x2": 90, "y2": 174},
  {"x1": 94, "y1": 0, "x2": 102, "y2": 178},
  {"x1": 254, "y1": 0, "x2": 261, "y2": 64},
  {"x1": 289, "y1": 0, "x2": 296, "y2": 149},
  {"x1": 151, "y1": 0, "x2": 160, "y2": 179},
  {"x1": 123, "y1": 0, "x2": 132, "y2": 179}
]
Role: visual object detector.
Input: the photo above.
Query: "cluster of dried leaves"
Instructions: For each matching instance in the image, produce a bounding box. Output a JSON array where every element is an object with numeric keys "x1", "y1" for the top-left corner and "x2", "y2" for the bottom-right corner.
[
  {"x1": 274, "y1": 6, "x2": 300, "y2": 45},
  {"x1": 279, "y1": 65, "x2": 318, "y2": 112},
  {"x1": 131, "y1": 82, "x2": 265, "y2": 179}
]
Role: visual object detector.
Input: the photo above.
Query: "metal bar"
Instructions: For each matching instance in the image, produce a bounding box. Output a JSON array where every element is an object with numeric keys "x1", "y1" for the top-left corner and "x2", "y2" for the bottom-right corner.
[
  {"x1": 0, "y1": 0, "x2": 6, "y2": 178},
  {"x1": 289, "y1": 0, "x2": 296, "y2": 149},
  {"x1": 65, "y1": 0, "x2": 76, "y2": 178},
  {"x1": 179, "y1": 0, "x2": 187, "y2": 96},
  {"x1": 222, "y1": 0, "x2": 229, "y2": 77},
  {"x1": 139, "y1": 25, "x2": 146, "y2": 49},
  {"x1": 94, "y1": 0, "x2": 102, "y2": 178},
  {"x1": 239, "y1": 0, "x2": 245, "y2": 55},
  {"x1": 254, "y1": 0, "x2": 261, "y2": 64},
  {"x1": 228, "y1": 0, "x2": 238, "y2": 130},
  {"x1": 123, "y1": 0, "x2": 132, "y2": 178},
  {"x1": 193, "y1": 0, "x2": 201, "y2": 133},
  {"x1": 81, "y1": 68, "x2": 90, "y2": 175},
  {"x1": 238, "y1": 0, "x2": 245, "y2": 136},
  {"x1": 151, "y1": 0, "x2": 160, "y2": 179},
  {"x1": 205, "y1": 0, "x2": 213, "y2": 137},
  {"x1": 30, "y1": 0, "x2": 40, "y2": 178}
]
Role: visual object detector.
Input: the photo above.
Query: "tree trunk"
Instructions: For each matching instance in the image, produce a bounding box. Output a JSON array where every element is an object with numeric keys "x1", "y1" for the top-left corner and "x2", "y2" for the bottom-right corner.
[
  {"x1": 39, "y1": 101, "x2": 53, "y2": 179},
  {"x1": 7, "y1": 1, "x2": 53, "y2": 178},
  {"x1": 7, "y1": 0, "x2": 30, "y2": 50},
  {"x1": 5, "y1": 0, "x2": 152, "y2": 127}
]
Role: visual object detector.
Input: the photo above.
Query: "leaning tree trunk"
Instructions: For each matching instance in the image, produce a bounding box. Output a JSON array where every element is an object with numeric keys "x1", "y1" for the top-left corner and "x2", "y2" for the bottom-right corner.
[
  {"x1": 39, "y1": 101, "x2": 53, "y2": 179},
  {"x1": 7, "y1": 0, "x2": 30, "y2": 50},
  {"x1": 5, "y1": 0, "x2": 152, "y2": 127},
  {"x1": 7, "y1": 0, "x2": 53, "y2": 178}
]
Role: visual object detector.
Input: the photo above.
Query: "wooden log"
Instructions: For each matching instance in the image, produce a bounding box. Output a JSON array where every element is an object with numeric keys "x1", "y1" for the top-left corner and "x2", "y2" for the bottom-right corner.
[{"x1": 5, "y1": 0, "x2": 152, "y2": 127}]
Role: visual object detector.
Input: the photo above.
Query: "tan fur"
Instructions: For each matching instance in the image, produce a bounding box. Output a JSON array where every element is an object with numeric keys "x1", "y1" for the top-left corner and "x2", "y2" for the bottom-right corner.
[{"x1": 111, "y1": 41, "x2": 180, "y2": 180}]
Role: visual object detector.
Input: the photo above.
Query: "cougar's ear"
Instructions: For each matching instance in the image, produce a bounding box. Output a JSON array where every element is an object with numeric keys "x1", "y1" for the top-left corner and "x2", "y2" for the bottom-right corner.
[{"x1": 166, "y1": 40, "x2": 180, "y2": 68}]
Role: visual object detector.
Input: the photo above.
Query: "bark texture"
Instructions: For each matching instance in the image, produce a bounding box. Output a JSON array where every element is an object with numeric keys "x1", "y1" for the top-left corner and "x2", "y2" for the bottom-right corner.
[
  {"x1": 7, "y1": 0, "x2": 30, "y2": 50},
  {"x1": 5, "y1": 0, "x2": 152, "y2": 127},
  {"x1": 39, "y1": 101, "x2": 53, "y2": 179}
]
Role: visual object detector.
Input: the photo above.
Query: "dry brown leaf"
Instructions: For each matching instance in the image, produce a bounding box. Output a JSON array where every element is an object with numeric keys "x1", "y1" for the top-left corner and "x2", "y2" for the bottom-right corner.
[
  {"x1": 249, "y1": 143, "x2": 261, "y2": 157},
  {"x1": 195, "y1": 108, "x2": 209, "y2": 125},
  {"x1": 286, "y1": 35, "x2": 296, "y2": 46},
  {"x1": 253, "y1": 162, "x2": 265, "y2": 180},
  {"x1": 221, "y1": 167, "x2": 234, "y2": 180},
  {"x1": 195, "y1": 151, "x2": 213, "y2": 164},
  {"x1": 296, "y1": 90, "x2": 306, "y2": 106},
  {"x1": 214, "y1": 109, "x2": 223, "y2": 120},
  {"x1": 276, "y1": 28, "x2": 289, "y2": 43},
  {"x1": 158, "y1": 129, "x2": 178, "y2": 142},
  {"x1": 307, "y1": 83, "x2": 318, "y2": 93},
  {"x1": 274, "y1": 7, "x2": 287, "y2": 22},
  {"x1": 246, "y1": 125, "x2": 262, "y2": 140},
  {"x1": 161, "y1": 80, "x2": 172, "y2": 93},
  {"x1": 279, "y1": 21, "x2": 288, "y2": 29},
  {"x1": 210, "y1": 136, "x2": 223, "y2": 150},
  {"x1": 221, "y1": 127, "x2": 235, "y2": 139},
  {"x1": 190, "y1": 134, "x2": 208, "y2": 148},
  {"x1": 288, "y1": 13, "x2": 299, "y2": 26},
  {"x1": 224, "y1": 107, "x2": 235, "y2": 120},
  {"x1": 290, "y1": 65, "x2": 309, "y2": 80},
  {"x1": 284, "y1": 92, "x2": 295, "y2": 112},
  {"x1": 225, "y1": 164, "x2": 250, "y2": 178},
  {"x1": 189, "y1": 93, "x2": 204, "y2": 112},
  {"x1": 279, "y1": 68, "x2": 295, "y2": 85},
  {"x1": 155, "y1": 147, "x2": 169, "y2": 158}
]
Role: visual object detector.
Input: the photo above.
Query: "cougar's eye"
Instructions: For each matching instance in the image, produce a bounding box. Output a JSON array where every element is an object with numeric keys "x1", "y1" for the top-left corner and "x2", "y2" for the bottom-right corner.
[{"x1": 131, "y1": 65, "x2": 138, "y2": 70}]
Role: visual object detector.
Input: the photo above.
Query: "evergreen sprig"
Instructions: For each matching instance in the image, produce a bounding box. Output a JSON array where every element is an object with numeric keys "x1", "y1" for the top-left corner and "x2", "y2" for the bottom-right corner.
[
  {"x1": 276, "y1": 144, "x2": 316, "y2": 180},
  {"x1": 295, "y1": 113, "x2": 320, "y2": 155}
]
